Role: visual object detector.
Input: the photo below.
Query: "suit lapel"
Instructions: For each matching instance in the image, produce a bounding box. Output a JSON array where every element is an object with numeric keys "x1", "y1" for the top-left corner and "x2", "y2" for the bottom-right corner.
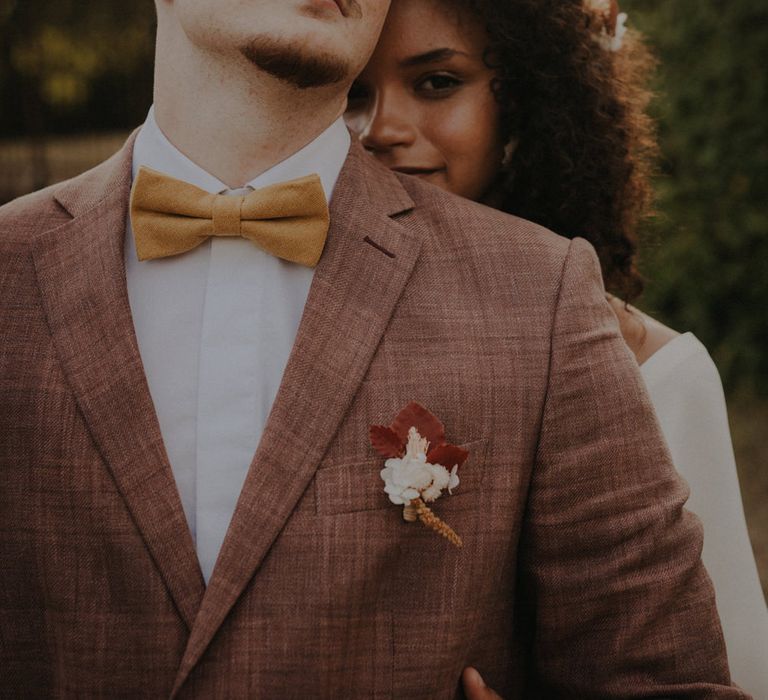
[
  {"x1": 172, "y1": 145, "x2": 420, "y2": 694},
  {"x1": 31, "y1": 137, "x2": 205, "y2": 630}
]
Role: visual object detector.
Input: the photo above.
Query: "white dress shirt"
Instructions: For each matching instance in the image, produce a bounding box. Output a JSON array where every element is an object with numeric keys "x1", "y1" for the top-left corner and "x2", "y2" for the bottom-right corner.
[
  {"x1": 641, "y1": 333, "x2": 768, "y2": 696},
  {"x1": 125, "y1": 108, "x2": 350, "y2": 583}
]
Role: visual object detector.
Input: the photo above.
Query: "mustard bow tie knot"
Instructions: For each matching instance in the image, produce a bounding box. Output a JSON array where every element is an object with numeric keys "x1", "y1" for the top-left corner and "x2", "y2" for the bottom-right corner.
[
  {"x1": 129, "y1": 166, "x2": 330, "y2": 267},
  {"x1": 211, "y1": 194, "x2": 246, "y2": 238}
]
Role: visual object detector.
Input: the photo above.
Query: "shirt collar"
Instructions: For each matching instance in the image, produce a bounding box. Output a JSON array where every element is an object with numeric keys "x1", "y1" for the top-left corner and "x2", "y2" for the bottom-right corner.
[{"x1": 132, "y1": 105, "x2": 351, "y2": 200}]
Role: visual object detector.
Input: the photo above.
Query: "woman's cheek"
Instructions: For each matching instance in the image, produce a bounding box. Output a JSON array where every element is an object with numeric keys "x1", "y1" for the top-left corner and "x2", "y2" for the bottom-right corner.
[
  {"x1": 435, "y1": 100, "x2": 480, "y2": 156},
  {"x1": 437, "y1": 102, "x2": 497, "y2": 199}
]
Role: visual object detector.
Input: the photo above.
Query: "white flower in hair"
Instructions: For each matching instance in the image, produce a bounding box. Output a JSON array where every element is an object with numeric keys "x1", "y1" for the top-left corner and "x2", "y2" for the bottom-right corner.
[
  {"x1": 586, "y1": 0, "x2": 628, "y2": 52},
  {"x1": 597, "y1": 12, "x2": 628, "y2": 52}
]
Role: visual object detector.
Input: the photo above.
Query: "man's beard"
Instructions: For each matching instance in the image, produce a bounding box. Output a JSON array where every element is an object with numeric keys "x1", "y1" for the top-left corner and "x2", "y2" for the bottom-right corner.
[{"x1": 240, "y1": 37, "x2": 350, "y2": 89}]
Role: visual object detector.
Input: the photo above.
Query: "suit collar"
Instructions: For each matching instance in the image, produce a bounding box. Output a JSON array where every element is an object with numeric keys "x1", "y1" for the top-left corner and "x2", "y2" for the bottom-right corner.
[
  {"x1": 172, "y1": 142, "x2": 420, "y2": 694},
  {"x1": 346, "y1": 139, "x2": 415, "y2": 218},
  {"x1": 52, "y1": 130, "x2": 413, "y2": 222},
  {"x1": 53, "y1": 130, "x2": 138, "y2": 218}
]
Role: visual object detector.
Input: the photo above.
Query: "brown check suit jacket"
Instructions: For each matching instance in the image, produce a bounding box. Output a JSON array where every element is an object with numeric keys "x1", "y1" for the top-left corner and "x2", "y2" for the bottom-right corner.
[{"x1": 0, "y1": 135, "x2": 748, "y2": 698}]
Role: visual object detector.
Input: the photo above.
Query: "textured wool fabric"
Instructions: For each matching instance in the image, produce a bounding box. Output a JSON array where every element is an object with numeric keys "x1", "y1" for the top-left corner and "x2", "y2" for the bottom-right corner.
[
  {"x1": 0, "y1": 135, "x2": 749, "y2": 699},
  {"x1": 130, "y1": 166, "x2": 330, "y2": 266}
]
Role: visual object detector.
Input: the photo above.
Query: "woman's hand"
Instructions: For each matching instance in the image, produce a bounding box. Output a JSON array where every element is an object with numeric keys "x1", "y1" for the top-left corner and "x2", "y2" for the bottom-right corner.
[{"x1": 462, "y1": 667, "x2": 504, "y2": 699}]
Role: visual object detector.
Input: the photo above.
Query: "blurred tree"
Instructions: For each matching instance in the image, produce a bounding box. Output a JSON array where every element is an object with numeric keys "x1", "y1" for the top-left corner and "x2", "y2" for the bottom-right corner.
[
  {"x1": 0, "y1": 0, "x2": 155, "y2": 136},
  {"x1": 625, "y1": 0, "x2": 768, "y2": 395}
]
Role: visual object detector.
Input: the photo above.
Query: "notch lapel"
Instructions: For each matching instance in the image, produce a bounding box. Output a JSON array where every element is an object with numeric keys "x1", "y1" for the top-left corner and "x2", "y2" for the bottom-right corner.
[
  {"x1": 172, "y1": 145, "x2": 420, "y2": 694},
  {"x1": 31, "y1": 138, "x2": 205, "y2": 630}
]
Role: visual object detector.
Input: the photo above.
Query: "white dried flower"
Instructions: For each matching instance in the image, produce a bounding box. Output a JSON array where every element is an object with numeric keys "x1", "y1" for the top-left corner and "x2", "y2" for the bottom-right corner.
[
  {"x1": 584, "y1": 0, "x2": 628, "y2": 52},
  {"x1": 448, "y1": 464, "x2": 460, "y2": 494},
  {"x1": 596, "y1": 11, "x2": 628, "y2": 52},
  {"x1": 422, "y1": 463, "x2": 450, "y2": 502},
  {"x1": 380, "y1": 427, "x2": 460, "y2": 505}
]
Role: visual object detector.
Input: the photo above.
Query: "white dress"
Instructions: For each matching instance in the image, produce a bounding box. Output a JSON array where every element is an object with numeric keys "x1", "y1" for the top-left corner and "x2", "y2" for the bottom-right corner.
[{"x1": 641, "y1": 332, "x2": 768, "y2": 696}]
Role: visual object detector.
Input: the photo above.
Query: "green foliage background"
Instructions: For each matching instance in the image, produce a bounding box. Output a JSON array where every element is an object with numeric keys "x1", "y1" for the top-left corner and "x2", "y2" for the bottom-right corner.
[
  {"x1": 623, "y1": 0, "x2": 768, "y2": 396},
  {"x1": 0, "y1": 0, "x2": 154, "y2": 136},
  {"x1": 1, "y1": 0, "x2": 766, "y2": 394}
]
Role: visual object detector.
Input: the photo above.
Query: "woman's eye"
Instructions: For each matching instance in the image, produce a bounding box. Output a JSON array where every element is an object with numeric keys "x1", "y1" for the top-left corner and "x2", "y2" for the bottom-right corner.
[{"x1": 416, "y1": 73, "x2": 463, "y2": 96}]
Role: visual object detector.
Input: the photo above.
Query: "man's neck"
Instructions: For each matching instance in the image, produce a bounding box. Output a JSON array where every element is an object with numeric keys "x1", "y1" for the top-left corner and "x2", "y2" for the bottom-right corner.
[{"x1": 152, "y1": 35, "x2": 348, "y2": 189}]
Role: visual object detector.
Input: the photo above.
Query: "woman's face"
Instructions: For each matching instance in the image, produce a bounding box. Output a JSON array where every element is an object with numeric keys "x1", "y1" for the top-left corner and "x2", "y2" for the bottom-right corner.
[{"x1": 345, "y1": 0, "x2": 504, "y2": 201}]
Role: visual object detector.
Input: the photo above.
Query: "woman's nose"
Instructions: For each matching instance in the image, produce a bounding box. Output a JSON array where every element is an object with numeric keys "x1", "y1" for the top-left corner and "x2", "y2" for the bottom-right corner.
[{"x1": 358, "y1": 97, "x2": 417, "y2": 153}]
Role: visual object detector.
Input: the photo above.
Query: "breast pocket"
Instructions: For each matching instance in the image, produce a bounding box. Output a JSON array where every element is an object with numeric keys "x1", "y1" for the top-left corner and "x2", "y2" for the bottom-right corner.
[{"x1": 313, "y1": 438, "x2": 488, "y2": 516}]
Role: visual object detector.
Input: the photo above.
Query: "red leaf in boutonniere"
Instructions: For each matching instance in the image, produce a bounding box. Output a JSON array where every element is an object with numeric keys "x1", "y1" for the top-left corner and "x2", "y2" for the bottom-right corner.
[
  {"x1": 390, "y1": 401, "x2": 446, "y2": 447},
  {"x1": 369, "y1": 425, "x2": 404, "y2": 459},
  {"x1": 370, "y1": 402, "x2": 466, "y2": 548},
  {"x1": 426, "y1": 444, "x2": 469, "y2": 477}
]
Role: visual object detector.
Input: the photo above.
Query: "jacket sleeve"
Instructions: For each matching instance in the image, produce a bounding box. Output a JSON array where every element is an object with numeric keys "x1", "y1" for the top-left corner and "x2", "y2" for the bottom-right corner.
[{"x1": 521, "y1": 237, "x2": 748, "y2": 698}]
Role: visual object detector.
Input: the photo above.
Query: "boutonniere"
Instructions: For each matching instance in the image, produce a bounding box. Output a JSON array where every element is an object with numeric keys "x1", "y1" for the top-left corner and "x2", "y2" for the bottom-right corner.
[{"x1": 370, "y1": 402, "x2": 468, "y2": 548}]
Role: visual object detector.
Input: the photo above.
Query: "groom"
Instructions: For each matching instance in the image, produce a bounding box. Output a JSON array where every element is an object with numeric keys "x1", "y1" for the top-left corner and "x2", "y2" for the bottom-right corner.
[{"x1": 0, "y1": 0, "x2": 746, "y2": 697}]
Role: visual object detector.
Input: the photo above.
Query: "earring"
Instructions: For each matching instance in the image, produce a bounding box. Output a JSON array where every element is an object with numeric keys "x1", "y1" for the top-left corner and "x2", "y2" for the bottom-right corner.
[{"x1": 502, "y1": 138, "x2": 519, "y2": 168}]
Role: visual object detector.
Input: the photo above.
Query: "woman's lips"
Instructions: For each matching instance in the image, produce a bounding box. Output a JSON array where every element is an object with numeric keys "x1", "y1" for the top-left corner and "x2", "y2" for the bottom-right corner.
[
  {"x1": 308, "y1": 0, "x2": 346, "y2": 17},
  {"x1": 391, "y1": 166, "x2": 444, "y2": 176},
  {"x1": 335, "y1": 0, "x2": 362, "y2": 18}
]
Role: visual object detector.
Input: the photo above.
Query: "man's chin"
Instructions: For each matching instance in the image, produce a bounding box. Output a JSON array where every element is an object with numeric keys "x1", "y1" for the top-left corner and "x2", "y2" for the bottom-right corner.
[{"x1": 240, "y1": 37, "x2": 350, "y2": 90}]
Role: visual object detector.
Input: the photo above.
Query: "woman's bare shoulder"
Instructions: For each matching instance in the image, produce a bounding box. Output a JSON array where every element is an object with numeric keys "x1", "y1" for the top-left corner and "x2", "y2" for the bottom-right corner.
[{"x1": 607, "y1": 296, "x2": 679, "y2": 366}]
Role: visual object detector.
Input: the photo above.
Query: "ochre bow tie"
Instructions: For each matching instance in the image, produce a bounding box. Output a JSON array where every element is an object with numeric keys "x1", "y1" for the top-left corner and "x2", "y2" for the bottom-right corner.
[{"x1": 129, "y1": 166, "x2": 330, "y2": 267}]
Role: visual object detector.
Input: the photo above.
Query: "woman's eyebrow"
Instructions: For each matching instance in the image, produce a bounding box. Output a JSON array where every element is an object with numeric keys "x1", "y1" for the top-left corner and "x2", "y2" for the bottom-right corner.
[{"x1": 399, "y1": 48, "x2": 468, "y2": 67}]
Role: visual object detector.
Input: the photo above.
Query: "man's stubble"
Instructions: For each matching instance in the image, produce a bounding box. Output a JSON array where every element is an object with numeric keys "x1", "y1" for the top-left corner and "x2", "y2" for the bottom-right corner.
[{"x1": 240, "y1": 36, "x2": 351, "y2": 90}]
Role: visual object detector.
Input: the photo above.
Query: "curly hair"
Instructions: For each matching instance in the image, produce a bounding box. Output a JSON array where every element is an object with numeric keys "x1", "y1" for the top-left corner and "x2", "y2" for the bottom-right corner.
[{"x1": 458, "y1": 0, "x2": 658, "y2": 301}]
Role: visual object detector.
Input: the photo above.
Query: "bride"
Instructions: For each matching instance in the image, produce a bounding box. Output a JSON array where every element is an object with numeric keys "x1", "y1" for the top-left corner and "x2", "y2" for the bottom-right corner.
[{"x1": 346, "y1": 0, "x2": 767, "y2": 695}]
